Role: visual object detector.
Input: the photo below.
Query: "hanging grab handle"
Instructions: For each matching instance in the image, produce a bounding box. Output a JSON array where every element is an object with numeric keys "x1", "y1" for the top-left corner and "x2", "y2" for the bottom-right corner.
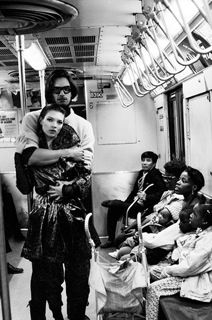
[
  {"x1": 155, "y1": 2, "x2": 201, "y2": 66},
  {"x1": 113, "y1": 75, "x2": 134, "y2": 108},
  {"x1": 175, "y1": 0, "x2": 212, "y2": 55}
]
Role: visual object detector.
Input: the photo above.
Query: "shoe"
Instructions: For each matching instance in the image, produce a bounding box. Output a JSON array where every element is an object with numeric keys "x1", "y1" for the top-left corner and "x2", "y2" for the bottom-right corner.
[
  {"x1": 108, "y1": 250, "x2": 118, "y2": 259},
  {"x1": 100, "y1": 240, "x2": 114, "y2": 249},
  {"x1": 101, "y1": 200, "x2": 112, "y2": 208},
  {"x1": 7, "y1": 263, "x2": 24, "y2": 274}
]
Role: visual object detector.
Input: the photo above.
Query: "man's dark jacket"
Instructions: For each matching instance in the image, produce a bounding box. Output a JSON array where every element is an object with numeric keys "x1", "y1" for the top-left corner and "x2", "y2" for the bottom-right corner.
[{"x1": 125, "y1": 167, "x2": 166, "y2": 210}]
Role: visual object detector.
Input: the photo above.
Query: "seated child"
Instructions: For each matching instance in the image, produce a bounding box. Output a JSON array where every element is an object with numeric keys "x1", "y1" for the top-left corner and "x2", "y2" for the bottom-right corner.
[
  {"x1": 109, "y1": 207, "x2": 178, "y2": 260},
  {"x1": 145, "y1": 203, "x2": 212, "y2": 320}
]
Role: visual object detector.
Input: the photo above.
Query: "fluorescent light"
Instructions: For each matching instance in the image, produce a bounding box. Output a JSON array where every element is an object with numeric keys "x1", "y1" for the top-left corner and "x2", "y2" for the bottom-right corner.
[{"x1": 24, "y1": 41, "x2": 50, "y2": 71}]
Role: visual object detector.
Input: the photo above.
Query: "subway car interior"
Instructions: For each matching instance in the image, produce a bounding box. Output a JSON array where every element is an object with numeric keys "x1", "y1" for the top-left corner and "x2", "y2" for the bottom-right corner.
[{"x1": 1, "y1": 0, "x2": 212, "y2": 319}]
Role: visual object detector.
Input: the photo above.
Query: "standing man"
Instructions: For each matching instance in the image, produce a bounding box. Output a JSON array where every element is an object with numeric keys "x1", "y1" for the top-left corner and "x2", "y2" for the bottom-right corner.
[
  {"x1": 22, "y1": 69, "x2": 94, "y2": 169},
  {"x1": 21, "y1": 69, "x2": 95, "y2": 320}
]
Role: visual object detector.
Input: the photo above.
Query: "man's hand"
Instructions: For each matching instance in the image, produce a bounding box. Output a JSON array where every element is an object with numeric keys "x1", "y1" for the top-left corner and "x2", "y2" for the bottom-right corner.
[
  {"x1": 150, "y1": 265, "x2": 170, "y2": 280},
  {"x1": 48, "y1": 181, "x2": 64, "y2": 201},
  {"x1": 15, "y1": 135, "x2": 28, "y2": 154},
  {"x1": 137, "y1": 191, "x2": 146, "y2": 201},
  {"x1": 64, "y1": 146, "x2": 84, "y2": 162}
]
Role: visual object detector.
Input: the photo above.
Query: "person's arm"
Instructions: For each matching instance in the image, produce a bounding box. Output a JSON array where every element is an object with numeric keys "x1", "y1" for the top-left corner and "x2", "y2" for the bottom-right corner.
[
  {"x1": 163, "y1": 199, "x2": 184, "y2": 222},
  {"x1": 14, "y1": 152, "x2": 33, "y2": 194},
  {"x1": 143, "y1": 171, "x2": 166, "y2": 207},
  {"x1": 14, "y1": 136, "x2": 34, "y2": 194},
  {"x1": 21, "y1": 111, "x2": 86, "y2": 166},
  {"x1": 143, "y1": 221, "x2": 182, "y2": 250},
  {"x1": 21, "y1": 111, "x2": 40, "y2": 147},
  {"x1": 164, "y1": 232, "x2": 212, "y2": 277},
  {"x1": 21, "y1": 111, "x2": 85, "y2": 166},
  {"x1": 28, "y1": 146, "x2": 84, "y2": 166},
  {"x1": 48, "y1": 167, "x2": 91, "y2": 200},
  {"x1": 70, "y1": 116, "x2": 95, "y2": 169}
]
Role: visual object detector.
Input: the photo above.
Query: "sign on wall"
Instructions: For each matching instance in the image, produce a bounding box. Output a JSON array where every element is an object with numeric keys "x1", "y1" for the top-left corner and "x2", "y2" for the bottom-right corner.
[{"x1": 0, "y1": 109, "x2": 19, "y2": 143}]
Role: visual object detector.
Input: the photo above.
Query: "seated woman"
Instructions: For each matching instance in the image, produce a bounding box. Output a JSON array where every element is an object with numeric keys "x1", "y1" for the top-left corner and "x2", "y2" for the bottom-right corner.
[
  {"x1": 110, "y1": 166, "x2": 205, "y2": 262},
  {"x1": 145, "y1": 203, "x2": 212, "y2": 320}
]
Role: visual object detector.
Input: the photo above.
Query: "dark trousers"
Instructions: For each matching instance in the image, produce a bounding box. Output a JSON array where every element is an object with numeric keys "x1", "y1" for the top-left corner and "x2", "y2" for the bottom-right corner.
[
  {"x1": 31, "y1": 260, "x2": 64, "y2": 320},
  {"x1": 57, "y1": 208, "x2": 92, "y2": 320},
  {"x1": 65, "y1": 258, "x2": 90, "y2": 320},
  {"x1": 106, "y1": 200, "x2": 143, "y2": 241}
]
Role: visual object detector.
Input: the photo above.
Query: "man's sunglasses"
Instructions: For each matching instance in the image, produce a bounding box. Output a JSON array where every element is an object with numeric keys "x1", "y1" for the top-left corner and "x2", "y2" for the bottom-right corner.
[{"x1": 53, "y1": 86, "x2": 72, "y2": 94}]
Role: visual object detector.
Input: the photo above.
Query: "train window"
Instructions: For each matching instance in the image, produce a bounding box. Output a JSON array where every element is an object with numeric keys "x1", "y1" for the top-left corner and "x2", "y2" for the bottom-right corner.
[{"x1": 167, "y1": 86, "x2": 185, "y2": 162}]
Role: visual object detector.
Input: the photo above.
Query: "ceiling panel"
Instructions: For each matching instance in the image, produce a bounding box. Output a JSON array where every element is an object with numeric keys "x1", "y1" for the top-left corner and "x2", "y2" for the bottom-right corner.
[{"x1": 0, "y1": 0, "x2": 140, "y2": 88}]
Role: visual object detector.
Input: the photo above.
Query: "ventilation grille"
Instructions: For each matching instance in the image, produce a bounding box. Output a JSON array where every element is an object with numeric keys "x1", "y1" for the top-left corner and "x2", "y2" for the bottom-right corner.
[
  {"x1": 74, "y1": 45, "x2": 95, "y2": 57},
  {"x1": 49, "y1": 46, "x2": 72, "y2": 58},
  {"x1": 42, "y1": 30, "x2": 98, "y2": 67},
  {"x1": 0, "y1": 26, "x2": 100, "y2": 76},
  {"x1": 0, "y1": 42, "x2": 17, "y2": 67},
  {"x1": 72, "y1": 36, "x2": 96, "y2": 44},
  {"x1": 0, "y1": 48, "x2": 14, "y2": 56},
  {"x1": 55, "y1": 58, "x2": 74, "y2": 64},
  {"x1": 45, "y1": 37, "x2": 69, "y2": 45},
  {"x1": 0, "y1": 41, "x2": 6, "y2": 47}
]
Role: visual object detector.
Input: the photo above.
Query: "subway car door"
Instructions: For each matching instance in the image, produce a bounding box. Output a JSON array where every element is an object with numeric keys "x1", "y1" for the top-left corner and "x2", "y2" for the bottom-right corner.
[{"x1": 186, "y1": 92, "x2": 212, "y2": 196}]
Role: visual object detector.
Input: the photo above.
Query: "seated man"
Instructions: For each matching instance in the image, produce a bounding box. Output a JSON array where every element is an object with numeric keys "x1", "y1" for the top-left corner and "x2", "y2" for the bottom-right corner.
[{"x1": 101, "y1": 151, "x2": 166, "y2": 248}]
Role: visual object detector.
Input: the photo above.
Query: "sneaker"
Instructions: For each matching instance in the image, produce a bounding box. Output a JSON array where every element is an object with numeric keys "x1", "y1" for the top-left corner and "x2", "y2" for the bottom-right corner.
[{"x1": 108, "y1": 250, "x2": 118, "y2": 259}]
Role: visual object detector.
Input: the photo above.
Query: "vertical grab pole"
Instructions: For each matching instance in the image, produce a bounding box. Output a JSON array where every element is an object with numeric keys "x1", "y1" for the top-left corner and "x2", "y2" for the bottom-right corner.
[
  {"x1": 39, "y1": 69, "x2": 46, "y2": 108},
  {"x1": 16, "y1": 35, "x2": 27, "y2": 118},
  {"x1": 16, "y1": 35, "x2": 32, "y2": 213},
  {"x1": 0, "y1": 179, "x2": 12, "y2": 320}
]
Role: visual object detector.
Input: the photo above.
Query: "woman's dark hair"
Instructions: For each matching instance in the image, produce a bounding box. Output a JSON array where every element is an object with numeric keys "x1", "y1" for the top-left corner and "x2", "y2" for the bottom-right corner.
[
  {"x1": 185, "y1": 166, "x2": 205, "y2": 191},
  {"x1": 45, "y1": 69, "x2": 78, "y2": 103},
  {"x1": 164, "y1": 160, "x2": 186, "y2": 178},
  {"x1": 37, "y1": 104, "x2": 66, "y2": 148},
  {"x1": 179, "y1": 207, "x2": 194, "y2": 233},
  {"x1": 141, "y1": 151, "x2": 158, "y2": 164}
]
